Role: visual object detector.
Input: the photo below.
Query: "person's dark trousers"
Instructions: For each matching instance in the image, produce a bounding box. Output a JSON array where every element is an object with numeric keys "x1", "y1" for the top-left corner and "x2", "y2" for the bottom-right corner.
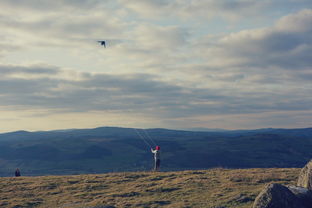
[{"x1": 154, "y1": 159, "x2": 160, "y2": 171}]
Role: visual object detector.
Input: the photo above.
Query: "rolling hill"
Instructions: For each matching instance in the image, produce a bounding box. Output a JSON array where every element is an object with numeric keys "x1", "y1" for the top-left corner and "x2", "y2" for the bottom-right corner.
[{"x1": 0, "y1": 127, "x2": 311, "y2": 176}]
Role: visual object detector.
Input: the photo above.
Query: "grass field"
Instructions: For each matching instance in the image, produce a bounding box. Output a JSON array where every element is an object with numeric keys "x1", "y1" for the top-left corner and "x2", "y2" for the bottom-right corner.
[{"x1": 0, "y1": 168, "x2": 300, "y2": 208}]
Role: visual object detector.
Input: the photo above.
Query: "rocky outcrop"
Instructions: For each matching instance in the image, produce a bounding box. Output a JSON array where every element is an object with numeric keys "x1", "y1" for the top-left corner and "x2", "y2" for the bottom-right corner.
[
  {"x1": 253, "y1": 159, "x2": 312, "y2": 208},
  {"x1": 252, "y1": 183, "x2": 305, "y2": 208},
  {"x1": 287, "y1": 185, "x2": 312, "y2": 208},
  {"x1": 297, "y1": 160, "x2": 312, "y2": 190}
]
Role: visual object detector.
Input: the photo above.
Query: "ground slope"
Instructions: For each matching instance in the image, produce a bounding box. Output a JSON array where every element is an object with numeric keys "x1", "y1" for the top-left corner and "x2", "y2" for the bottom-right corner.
[{"x1": 0, "y1": 168, "x2": 299, "y2": 208}]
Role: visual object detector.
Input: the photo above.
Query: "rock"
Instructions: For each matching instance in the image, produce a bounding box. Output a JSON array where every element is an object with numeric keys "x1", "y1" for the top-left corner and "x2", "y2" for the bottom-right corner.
[
  {"x1": 232, "y1": 194, "x2": 253, "y2": 203},
  {"x1": 252, "y1": 183, "x2": 305, "y2": 208},
  {"x1": 297, "y1": 160, "x2": 312, "y2": 190},
  {"x1": 287, "y1": 185, "x2": 312, "y2": 208},
  {"x1": 252, "y1": 160, "x2": 312, "y2": 208}
]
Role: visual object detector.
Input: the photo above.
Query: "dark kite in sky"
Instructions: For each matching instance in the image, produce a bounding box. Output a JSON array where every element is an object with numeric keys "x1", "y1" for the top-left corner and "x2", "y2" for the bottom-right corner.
[{"x1": 97, "y1": 41, "x2": 106, "y2": 48}]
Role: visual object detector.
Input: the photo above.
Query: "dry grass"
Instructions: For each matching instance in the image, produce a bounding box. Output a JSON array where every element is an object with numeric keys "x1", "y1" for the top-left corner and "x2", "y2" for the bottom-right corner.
[{"x1": 0, "y1": 168, "x2": 300, "y2": 208}]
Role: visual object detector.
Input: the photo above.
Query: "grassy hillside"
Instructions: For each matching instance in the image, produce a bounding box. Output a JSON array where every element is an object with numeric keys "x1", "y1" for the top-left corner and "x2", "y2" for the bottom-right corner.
[
  {"x1": 0, "y1": 168, "x2": 300, "y2": 208},
  {"x1": 0, "y1": 127, "x2": 312, "y2": 176}
]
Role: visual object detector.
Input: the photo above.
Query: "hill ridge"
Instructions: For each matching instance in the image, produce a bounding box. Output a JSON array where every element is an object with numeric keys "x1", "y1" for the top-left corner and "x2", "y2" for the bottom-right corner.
[{"x1": 1, "y1": 126, "x2": 312, "y2": 176}]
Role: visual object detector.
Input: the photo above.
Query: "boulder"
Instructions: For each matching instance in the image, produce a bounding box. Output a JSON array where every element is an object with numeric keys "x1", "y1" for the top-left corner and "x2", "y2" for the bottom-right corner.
[
  {"x1": 297, "y1": 160, "x2": 312, "y2": 190},
  {"x1": 252, "y1": 183, "x2": 305, "y2": 208},
  {"x1": 288, "y1": 185, "x2": 312, "y2": 208}
]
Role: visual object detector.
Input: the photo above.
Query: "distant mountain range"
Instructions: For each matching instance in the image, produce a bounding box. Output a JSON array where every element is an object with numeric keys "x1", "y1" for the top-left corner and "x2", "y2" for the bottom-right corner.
[{"x1": 0, "y1": 127, "x2": 312, "y2": 177}]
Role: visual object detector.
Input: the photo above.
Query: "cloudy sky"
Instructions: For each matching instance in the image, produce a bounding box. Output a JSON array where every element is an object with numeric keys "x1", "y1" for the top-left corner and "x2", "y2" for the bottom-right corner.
[{"x1": 0, "y1": 0, "x2": 311, "y2": 132}]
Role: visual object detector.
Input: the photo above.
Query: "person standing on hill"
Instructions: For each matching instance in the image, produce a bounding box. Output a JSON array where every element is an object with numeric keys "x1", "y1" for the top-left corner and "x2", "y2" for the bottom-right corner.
[
  {"x1": 15, "y1": 168, "x2": 21, "y2": 177},
  {"x1": 151, "y1": 146, "x2": 161, "y2": 171}
]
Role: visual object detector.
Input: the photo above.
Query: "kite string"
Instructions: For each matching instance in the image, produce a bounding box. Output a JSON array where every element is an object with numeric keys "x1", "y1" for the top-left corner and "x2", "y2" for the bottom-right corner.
[
  {"x1": 143, "y1": 129, "x2": 157, "y2": 146},
  {"x1": 134, "y1": 128, "x2": 152, "y2": 148}
]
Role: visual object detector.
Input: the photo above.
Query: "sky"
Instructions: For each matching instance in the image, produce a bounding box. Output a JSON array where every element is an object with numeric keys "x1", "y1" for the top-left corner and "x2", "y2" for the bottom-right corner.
[{"x1": 0, "y1": 0, "x2": 312, "y2": 132}]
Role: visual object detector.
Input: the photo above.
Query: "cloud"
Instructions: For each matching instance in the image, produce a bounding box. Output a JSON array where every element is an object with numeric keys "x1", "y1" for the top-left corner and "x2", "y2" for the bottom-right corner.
[
  {"x1": 0, "y1": 64, "x2": 184, "y2": 113},
  {"x1": 1, "y1": 64, "x2": 311, "y2": 120},
  {"x1": 1, "y1": 1, "x2": 311, "y2": 73},
  {"x1": 0, "y1": 43, "x2": 20, "y2": 57},
  {"x1": 0, "y1": 64, "x2": 58, "y2": 75},
  {"x1": 0, "y1": 0, "x2": 104, "y2": 11},
  {"x1": 193, "y1": 9, "x2": 312, "y2": 70},
  {"x1": 119, "y1": 0, "x2": 271, "y2": 21},
  {"x1": 0, "y1": 2, "x2": 311, "y2": 130},
  {"x1": 132, "y1": 24, "x2": 189, "y2": 50},
  {"x1": 0, "y1": 0, "x2": 126, "y2": 52},
  {"x1": 119, "y1": 0, "x2": 312, "y2": 23}
]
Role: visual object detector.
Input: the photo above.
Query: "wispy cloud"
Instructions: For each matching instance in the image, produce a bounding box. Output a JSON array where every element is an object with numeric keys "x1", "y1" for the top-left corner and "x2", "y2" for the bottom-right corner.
[{"x1": 119, "y1": 0, "x2": 271, "y2": 20}]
